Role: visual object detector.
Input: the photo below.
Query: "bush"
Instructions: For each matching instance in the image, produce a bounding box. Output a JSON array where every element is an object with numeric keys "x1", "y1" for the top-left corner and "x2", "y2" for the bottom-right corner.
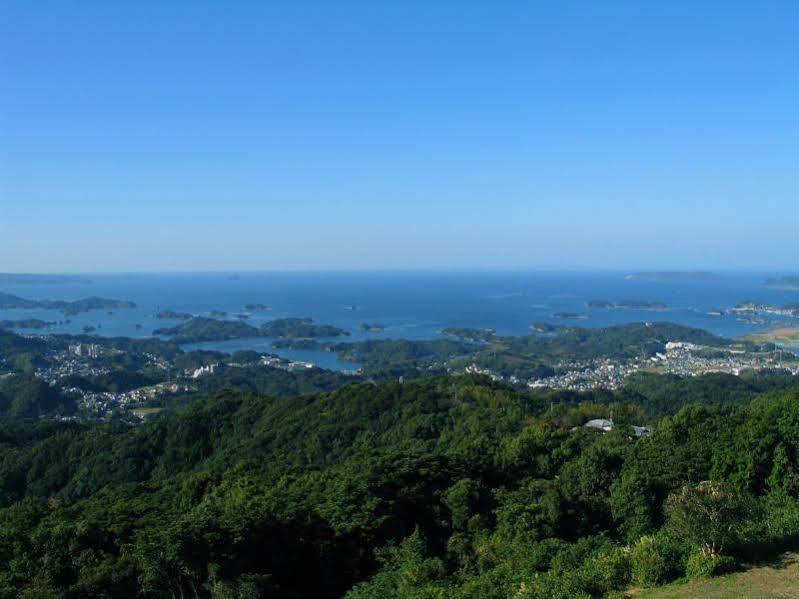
[
  {"x1": 630, "y1": 536, "x2": 669, "y2": 586},
  {"x1": 685, "y1": 549, "x2": 735, "y2": 578},
  {"x1": 588, "y1": 547, "x2": 631, "y2": 593}
]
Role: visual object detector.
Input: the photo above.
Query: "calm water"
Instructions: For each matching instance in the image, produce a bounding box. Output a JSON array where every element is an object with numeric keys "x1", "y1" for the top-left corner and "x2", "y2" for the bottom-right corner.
[{"x1": 2, "y1": 270, "x2": 798, "y2": 370}]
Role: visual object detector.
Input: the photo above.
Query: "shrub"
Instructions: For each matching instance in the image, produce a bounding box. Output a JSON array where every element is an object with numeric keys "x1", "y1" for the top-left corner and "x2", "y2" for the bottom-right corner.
[
  {"x1": 685, "y1": 549, "x2": 735, "y2": 578},
  {"x1": 630, "y1": 536, "x2": 668, "y2": 586}
]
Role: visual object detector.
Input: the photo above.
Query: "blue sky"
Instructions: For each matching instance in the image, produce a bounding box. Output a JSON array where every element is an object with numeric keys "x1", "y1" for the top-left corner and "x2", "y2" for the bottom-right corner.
[{"x1": 2, "y1": 1, "x2": 798, "y2": 272}]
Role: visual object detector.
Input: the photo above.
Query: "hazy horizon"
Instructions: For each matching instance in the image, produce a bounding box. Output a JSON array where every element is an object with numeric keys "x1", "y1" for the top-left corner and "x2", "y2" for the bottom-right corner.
[{"x1": 1, "y1": 266, "x2": 797, "y2": 276}]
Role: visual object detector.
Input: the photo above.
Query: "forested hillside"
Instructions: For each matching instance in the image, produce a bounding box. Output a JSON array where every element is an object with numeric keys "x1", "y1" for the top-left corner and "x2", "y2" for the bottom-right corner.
[{"x1": 0, "y1": 374, "x2": 798, "y2": 597}]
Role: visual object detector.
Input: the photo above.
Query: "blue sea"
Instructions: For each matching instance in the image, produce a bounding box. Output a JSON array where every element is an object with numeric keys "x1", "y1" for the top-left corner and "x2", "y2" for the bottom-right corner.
[{"x1": 2, "y1": 270, "x2": 798, "y2": 370}]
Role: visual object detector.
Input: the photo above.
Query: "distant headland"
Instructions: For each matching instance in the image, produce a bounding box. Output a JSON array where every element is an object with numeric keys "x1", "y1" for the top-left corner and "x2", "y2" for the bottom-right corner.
[
  {"x1": 763, "y1": 276, "x2": 799, "y2": 291},
  {"x1": 0, "y1": 273, "x2": 91, "y2": 285},
  {"x1": 0, "y1": 292, "x2": 135, "y2": 315}
]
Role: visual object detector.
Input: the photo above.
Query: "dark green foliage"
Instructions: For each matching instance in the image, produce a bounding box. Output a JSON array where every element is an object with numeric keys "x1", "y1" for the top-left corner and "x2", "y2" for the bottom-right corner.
[
  {"x1": 0, "y1": 373, "x2": 76, "y2": 419},
  {"x1": 0, "y1": 329, "x2": 51, "y2": 365},
  {"x1": 625, "y1": 371, "x2": 799, "y2": 418},
  {"x1": 230, "y1": 349, "x2": 261, "y2": 364},
  {"x1": 60, "y1": 370, "x2": 165, "y2": 393},
  {"x1": 192, "y1": 364, "x2": 361, "y2": 397}
]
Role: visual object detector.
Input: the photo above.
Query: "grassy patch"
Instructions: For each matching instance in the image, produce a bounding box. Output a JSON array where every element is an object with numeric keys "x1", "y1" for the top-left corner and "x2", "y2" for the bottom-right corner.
[{"x1": 629, "y1": 552, "x2": 799, "y2": 598}]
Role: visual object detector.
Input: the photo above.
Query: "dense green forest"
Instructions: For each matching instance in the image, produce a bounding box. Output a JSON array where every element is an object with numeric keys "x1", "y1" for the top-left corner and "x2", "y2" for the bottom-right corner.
[
  {"x1": 2, "y1": 325, "x2": 799, "y2": 596},
  {"x1": 0, "y1": 372, "x2": 797, "y2": 596}
]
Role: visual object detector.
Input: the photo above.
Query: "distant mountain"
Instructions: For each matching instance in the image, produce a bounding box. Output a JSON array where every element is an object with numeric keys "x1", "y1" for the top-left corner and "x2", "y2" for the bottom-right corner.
[{"x1": 625, "y1": 271, "x2": 718, "y2": 281}]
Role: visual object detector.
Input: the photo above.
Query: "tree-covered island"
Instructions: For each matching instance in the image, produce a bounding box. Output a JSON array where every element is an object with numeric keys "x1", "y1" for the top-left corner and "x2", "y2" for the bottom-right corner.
[{"x1": 154, "y1": 316, "x2": 350, "y2": 343}]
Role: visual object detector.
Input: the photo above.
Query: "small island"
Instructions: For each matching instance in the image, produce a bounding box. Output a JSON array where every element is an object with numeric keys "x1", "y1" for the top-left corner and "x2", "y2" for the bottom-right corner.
[
  {"x1": 155, "y1": 310, "x2": 193, "y2": 320},
  {"x1": 360, "y1": 323, "x2": 386, "y2": 332},
  {"x1": 764, "y1": 276, "x2": 799, "y2": 291},
  {"x1": 260, "y1": 318, "x2": 349, "y2": 338},
  {"x1": 209, "y1": 310, "x2": 227, "y2": 318},
  {"x1": 589, "y1": 299, "x2": 667, "y2": 310},
  {"x1": 552, "y1": 312, "x2": 590, "y2": 320},
  {"x1": 244, "y1": 303, "x2": 271, "y2": 312},
  {"x1": 587, "y1": 299, "x2": 614, "y2": 308}
]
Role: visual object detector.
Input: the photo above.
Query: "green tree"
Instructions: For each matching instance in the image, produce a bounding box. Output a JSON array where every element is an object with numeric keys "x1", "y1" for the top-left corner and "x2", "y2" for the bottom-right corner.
[{"x1": 664, "y1": 480, "x2": 752, "y2": 557}]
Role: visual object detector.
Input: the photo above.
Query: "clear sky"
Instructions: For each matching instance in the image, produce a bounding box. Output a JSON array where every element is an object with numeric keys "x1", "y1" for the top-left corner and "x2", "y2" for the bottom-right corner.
[{"x1": 2, "y1": 1, "x2": 798, "y2": 272}]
